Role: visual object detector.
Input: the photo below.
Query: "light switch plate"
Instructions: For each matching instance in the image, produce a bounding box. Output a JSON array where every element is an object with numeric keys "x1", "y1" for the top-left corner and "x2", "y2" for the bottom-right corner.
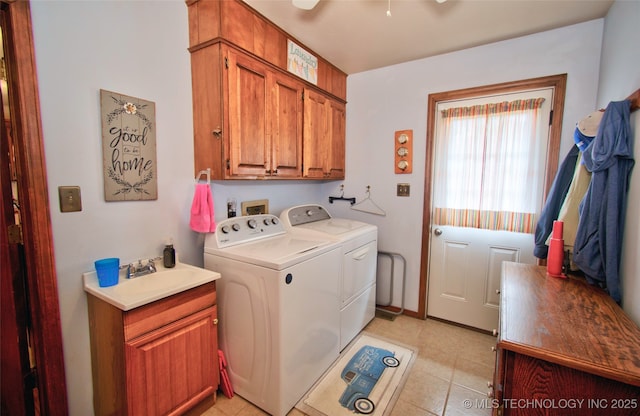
[
  {"x1": 58, "y1": 186, "x2": 82, "y2": 212},
  {"x1": 397, "y1": 183, "x2": 410, "y2": 197}
]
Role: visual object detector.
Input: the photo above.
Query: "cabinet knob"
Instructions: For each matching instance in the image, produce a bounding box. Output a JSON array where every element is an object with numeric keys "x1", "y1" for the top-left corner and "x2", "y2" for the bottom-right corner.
[
  {"x1": 213, "y1": 318, "x2": 219, "y2": 325},
  {"x1": 212, "y1": 127, "x2": 222, "y2": 138},
  {"x1": 487, "y1": 390, "x2": 494, "y2": 398},
  {"x1": 496, "y1": 289, "x2": 501, "y2": 294},
  {"x1": 491, "y1": 346, "x2": 497, "y2": 352},
  {"x1": 492, "y1": 329, "x2": 499, "y2": 337},
  {"x1": 487, "y1": 381, "x2": 494, "y2": 388}
]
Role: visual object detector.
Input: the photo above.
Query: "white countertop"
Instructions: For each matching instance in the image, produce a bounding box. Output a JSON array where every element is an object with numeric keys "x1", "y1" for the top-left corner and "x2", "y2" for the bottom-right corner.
[{"x1": 83, "y1": 261, "x2": 221, "y2": 311}]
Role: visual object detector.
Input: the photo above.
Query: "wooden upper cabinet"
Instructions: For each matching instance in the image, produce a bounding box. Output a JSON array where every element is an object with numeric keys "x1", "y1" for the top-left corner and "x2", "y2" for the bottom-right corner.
[
  {"x1": 225, "y1": 48, "x2": 303, "y2": 178},
  {"x1": 225, "y1": 48, "x2": 271, "y2": 177},
  {"x1": 327, "y1": 99, "x2": 346, "y2": 178},
  {"x1": 191, "y1": 45, "x2": 303, "y2": 179},
  {"x1": 303, "y1": 89, "x2": 328, "y2": 178},
  {"x1": 187, "y1": 0, "x2": 346, "y2": 180},
  {"x1": 190, "y1": 44, "x2": 225, "y2": 179},
  {"x1": 186, "y1": 0, "x2": 346, "y2": 100},
  {"x1": 303, "y1": 89, "x2": 345, "y2": 179},
  {"x1": 272, "y1": 72, "x2": 303, "y2": 178}
]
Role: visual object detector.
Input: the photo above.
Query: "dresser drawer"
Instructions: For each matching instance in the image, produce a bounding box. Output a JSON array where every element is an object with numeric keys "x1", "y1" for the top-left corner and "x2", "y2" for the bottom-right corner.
[{"x1": 124, "y1": 282, "x2": 216, "y2": 341}]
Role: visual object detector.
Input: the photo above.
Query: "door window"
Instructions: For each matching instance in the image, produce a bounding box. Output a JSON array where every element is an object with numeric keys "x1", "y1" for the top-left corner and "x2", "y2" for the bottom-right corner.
[{"x1": 432, "y1": 90, "x2": 552, "y2": 233}]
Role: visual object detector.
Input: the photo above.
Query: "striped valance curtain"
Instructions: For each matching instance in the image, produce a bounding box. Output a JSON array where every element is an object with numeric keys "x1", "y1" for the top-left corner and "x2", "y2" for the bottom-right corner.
[
  {"x1": 433, "y1": 98, "x2": 546, "y2": 234},
  {"x1": 440, "y1": 98, "x2": 546, "y2": 119}
]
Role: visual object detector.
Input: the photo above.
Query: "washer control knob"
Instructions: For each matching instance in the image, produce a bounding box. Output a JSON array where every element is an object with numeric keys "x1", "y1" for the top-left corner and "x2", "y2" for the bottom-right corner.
[
  {"x1": 306, "y1": 210, "x2": 314, "y2": 216},
  {"x1": 263, "y1": 218, "x2": 271, "y2": 226},
  {"x1": 271, "y1": 217, "x2": 279, "y2": 225},
  {"x1": 221, "y1": 225, "x2": 230, "y2": 234},
  {"x1": 231, "y1": 223, "x2": 241, "y2": 232},
  {"x1": 247, "y1": 219, "x2": 258, "y2": 229}
]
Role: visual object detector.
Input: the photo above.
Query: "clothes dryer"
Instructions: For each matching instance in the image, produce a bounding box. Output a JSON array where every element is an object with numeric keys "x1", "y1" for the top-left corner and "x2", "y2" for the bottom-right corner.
[
  {"x1": 204, "y1": 214, "x2": 340, "y2": 416},
  {"x1": 280, "y1": 204, "x2": 378, "y2": 350}
]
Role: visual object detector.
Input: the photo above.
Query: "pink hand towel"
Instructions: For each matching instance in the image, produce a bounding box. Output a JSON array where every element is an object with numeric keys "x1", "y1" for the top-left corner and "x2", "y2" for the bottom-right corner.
[
  {"x1": 206, "y1": 185, "x2": 216, "y2": 232},
  {"x1": 190, "y1": 184, "x2": 216, "y2": 233}
]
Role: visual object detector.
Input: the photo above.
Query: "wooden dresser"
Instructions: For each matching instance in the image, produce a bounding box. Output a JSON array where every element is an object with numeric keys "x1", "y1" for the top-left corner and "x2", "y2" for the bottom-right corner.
[{"x1": 493, "y1": 262, "x2": 640, "y2": 416}]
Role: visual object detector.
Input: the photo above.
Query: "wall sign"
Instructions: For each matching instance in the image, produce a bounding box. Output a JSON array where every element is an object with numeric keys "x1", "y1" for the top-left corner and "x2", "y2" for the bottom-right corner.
[
  {"x1": 100, "y1": 89, "x2": 157, "y2": 201},
  {"x1": 287, "y1": 39, "x2": 318, "y2": 85}
]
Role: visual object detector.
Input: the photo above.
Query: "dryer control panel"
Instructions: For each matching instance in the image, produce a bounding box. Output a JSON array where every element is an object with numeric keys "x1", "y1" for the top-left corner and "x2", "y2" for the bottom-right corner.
[
  {"x1": 212, "y1": 214, "x2": 285, "y2": 248},
  {"x1": 282, "y1": 204, "x2": 332, "y2": 227}
]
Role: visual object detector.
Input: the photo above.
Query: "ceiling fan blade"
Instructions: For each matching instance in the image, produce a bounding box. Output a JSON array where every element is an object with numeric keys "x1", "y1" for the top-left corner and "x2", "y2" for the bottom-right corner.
[{"x1": 292, "y1": 0, "x2": 320, "y2": 10}]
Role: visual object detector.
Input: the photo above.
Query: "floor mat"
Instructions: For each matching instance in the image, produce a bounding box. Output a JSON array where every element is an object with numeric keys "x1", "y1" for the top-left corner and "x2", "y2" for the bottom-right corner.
[{"x1": 296, "y1": 333, "x2": 416, "y2": 416}]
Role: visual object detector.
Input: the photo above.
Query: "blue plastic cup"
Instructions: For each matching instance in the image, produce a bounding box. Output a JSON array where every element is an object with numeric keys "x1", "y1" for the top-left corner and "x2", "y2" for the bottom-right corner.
[{"x1": 95, "y1": 258, "x2": 120, "y2": 287}]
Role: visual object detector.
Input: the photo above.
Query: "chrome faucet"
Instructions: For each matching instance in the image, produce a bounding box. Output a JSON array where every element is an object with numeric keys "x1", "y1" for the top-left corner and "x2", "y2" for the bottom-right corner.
[{"x1": 127, "y1": 258, "x2": 157, "y2": 278}]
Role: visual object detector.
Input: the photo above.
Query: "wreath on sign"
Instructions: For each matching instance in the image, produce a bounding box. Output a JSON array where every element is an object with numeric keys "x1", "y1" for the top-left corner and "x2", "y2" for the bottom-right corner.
[
  {"x1": 107, "y1": 167, "x2": 153, "y2": 195},
  {"x1": 105, "y1": 96, "x2": 153, "y2": 130},
  {"x1": 105, "y1": 95, "x2": 154, "y2": 196}
]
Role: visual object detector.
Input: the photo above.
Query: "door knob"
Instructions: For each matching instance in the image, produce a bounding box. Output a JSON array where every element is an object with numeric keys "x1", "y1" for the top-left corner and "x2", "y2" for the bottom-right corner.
[{"x1": 434, "y1": 228, "x2": 443, "y2": 236}]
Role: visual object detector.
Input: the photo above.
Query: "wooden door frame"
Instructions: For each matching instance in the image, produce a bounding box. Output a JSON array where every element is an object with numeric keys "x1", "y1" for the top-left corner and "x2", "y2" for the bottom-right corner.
[
  {"x1": 418, "y1": 74, "x2": 567, "y2": 318},
  {"x1": 1, "y1": 1, "x2": 68, "y2": 414}
]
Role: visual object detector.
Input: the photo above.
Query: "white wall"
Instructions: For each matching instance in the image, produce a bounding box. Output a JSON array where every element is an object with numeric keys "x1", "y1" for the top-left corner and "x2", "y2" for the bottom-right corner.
[
  {"x1": 325, "y1": 19, "x2": 605, "y2": 314},
  {"x1": 31, "y1": 2, "x2": 191, "y2": 413},
  {"x1": 30, "y1": 1, "x2": 323, "y2": 414},
  {"x1": 597, "y1": 0, "x2": 640, "y2": 324}
]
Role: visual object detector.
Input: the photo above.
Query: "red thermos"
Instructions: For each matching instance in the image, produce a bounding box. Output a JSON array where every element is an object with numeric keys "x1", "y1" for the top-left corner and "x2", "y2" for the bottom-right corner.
[{"x1": 547, "y1": 220, "x2": 566, "y2": 278}]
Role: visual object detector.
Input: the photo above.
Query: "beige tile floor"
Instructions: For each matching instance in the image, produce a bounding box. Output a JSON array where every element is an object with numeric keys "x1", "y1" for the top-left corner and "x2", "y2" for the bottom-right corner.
[{"x1": 201, "y1": 315, "x2": 496, "y2": 416}]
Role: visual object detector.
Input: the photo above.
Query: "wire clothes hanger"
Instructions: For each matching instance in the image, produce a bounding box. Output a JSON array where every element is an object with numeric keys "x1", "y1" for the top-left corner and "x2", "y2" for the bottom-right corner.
[{"x1": 351, "y1": 186, "x2": 386, "y2": 216}]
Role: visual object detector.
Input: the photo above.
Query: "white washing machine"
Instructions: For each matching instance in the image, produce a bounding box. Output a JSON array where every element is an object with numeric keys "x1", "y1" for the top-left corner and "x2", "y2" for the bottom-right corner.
[
  {"x1": 204, "y1": 214, "x2": 341, "y2": 416},
  {"x1": 280, "y1": 204, "x2": 378, "y2": 351}
]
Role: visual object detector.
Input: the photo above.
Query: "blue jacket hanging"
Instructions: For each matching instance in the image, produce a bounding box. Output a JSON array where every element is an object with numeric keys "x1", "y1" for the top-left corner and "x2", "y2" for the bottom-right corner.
[{"x1": 573, "y1": 100, "x2": 634, "y2": 302}]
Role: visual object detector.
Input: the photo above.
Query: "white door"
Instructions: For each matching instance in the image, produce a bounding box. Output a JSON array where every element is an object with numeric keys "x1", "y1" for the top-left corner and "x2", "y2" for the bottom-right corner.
[{"x1": 427, "y1": 88, "x2": 553, "y2": 331}]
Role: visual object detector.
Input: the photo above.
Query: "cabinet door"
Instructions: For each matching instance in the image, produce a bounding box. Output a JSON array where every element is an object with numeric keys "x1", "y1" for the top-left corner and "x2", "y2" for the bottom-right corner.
[
  {"x1": 225, "y1": 48, "x2": 270, "y2": 177},
  {"x1": 191, "y1": 45, "x2": 225, "y2": 179},
  {"x1": 302, "y1": 88, "x2": 329, "y2": 178},
  {"x1": 271, "y1": 72, "x2": 303, "y2": 178},
  {"x1": 326, "y1": 99, "x2": 345, "y2": 179},
  {"x1": 303, "y1": 88, "x2": 346, "y2": 179},
  {"x1": 125, "y1": 306, "x2": 218, "y2": 416}
]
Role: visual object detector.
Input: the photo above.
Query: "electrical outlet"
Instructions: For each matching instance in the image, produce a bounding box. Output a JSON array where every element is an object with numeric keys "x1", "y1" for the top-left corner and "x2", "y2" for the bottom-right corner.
[
  {"x1": 242, "y1": 199, "x2": 269, "y2": 215},
  {"x1": 397, "y1": 183, "x2": 410, "y2": 197}
]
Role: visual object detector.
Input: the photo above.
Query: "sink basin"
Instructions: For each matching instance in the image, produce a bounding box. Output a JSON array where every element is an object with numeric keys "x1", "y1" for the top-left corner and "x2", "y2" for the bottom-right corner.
[
  {"x1": 112, "y1": 268, "x2": 202, "y2": 296},
  {"x1": 83, "y1": 261, "x2": 221, "y2": 310}
]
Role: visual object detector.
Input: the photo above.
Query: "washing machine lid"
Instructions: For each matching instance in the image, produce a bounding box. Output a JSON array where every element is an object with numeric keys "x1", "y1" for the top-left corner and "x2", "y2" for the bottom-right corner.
[
  {"x1": 280, "y1": 204, "x2": 375, "y2": 240},
  {"x1": 296, "y1": 217, "x2": 369, "y2": 235},
  {"x1": 205, "y1": 233, "x2": 336, "y2": 270}
]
